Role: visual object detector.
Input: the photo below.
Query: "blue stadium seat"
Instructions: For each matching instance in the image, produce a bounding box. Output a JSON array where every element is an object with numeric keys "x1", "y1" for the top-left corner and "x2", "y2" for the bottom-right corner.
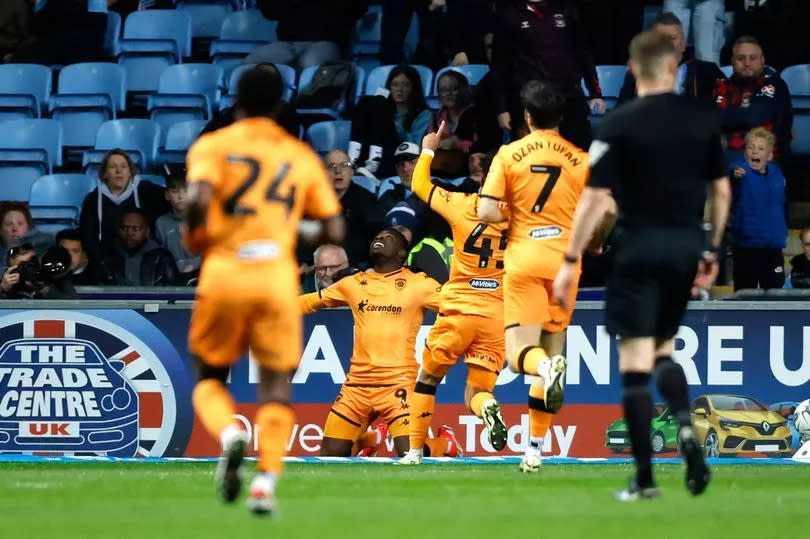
[
  {"x1": 88, "y1": 0, "x2": 107, "y2": 12},
  {"x1": 105, "y1": 11, "x2": 122, "y2": 56},
  {"x1": 0, "y1": 119, "x2": 62, "y2": 192},
  {"x1": 352, "y1": 175, "x2": 377, "y2": 195},
  {"x1": 220, "y1": 63, "x2": 295, "y2": 111},
  {"x1": 595, "y1": 65, "x2": 627, "y2": 109},
  {"x1": 377, "y1": 176, "x2": 402, "y2": 199},
  {"x1": 351, "y1": 4, "x2": 381, "y2": 57},
  {"x1": 148, "y1": 64, "x2": 223, "y2": 141},
  {"x1": 0, "y1": 64, "x2": 52, "y2": 120},
  {"x1": 139, "y1": 173, "x2": 167, "y2": 187},
  {"x1": 28, "y1": 174, "x2": 96, "y2": 223},
  {"x1": 298, "y1": 64, "x2": 365, "y2": 105},
  {"x1": 720, "y1": 65, "x2": 732, "y2": 78},
  {"x1": 160, "y1": 120, "x2": 206, "y2": 163},
  {"x1": 781, "y1": 64, "x2": 810, "y2": 110},
  {"x1": 50, "y1": 63, "x2": 127, "y2": 151},
  {"x1": 210, "y1": 10, "x2": 277, "y2": 71},
  {"x1": 305, "y1": 121, "x2": 352, "y2": 154},
  {"x1": 117, "y1": 10, "x2": 192, "y2": 95},
  {"x1": 83, "y1": 119, "x2": 160, "y2": 173},
  {"x1": 177, "y1": 0, "x2": 234, "y2": 38},
  {"x1": 793, "y1": 115, "x2": 810, "y2": 156},
  {"x1": 365, "y1": 65, "x2": 432, "y2": 98}
]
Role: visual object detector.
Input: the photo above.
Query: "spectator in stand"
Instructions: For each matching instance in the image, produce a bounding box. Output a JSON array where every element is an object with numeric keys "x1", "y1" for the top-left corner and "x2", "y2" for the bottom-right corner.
[
  {"x1": 0, "y1": 243, "x2": 76, "y2": 299},
  {"x1": 11, "y1": 0, "x2": 106, "y2": 65},
  {"x1": 729, "y1": 0, "x2": 810, "y2": 69},
  {"x1": 99, "y1": 209, "x2": 177, "y2": 287},
  {"x1": 301, "y1": 244, "x2": 349, "y2": 293},
  {"x1": 713, "y1": 36, "x2": 793, "y2": 164},
  {"x1": 492, "y1": 0, "x2": 604, "y2": 149},
  {"x1": 348, "y1": 65, "x2": 432, "y2": 178},
  {"x1": 380, "y1": 0, "x2": 448, "y2": 70},
  {"x1": 663, "y1": 0, "x2": 726, "y2": 65},
  {"x1": 445, "y1": 0, "x2": 493, "y2": 66},
  {"x1": 202, "y1": 63, "x2": 301, "y2": 138},
  {"x1": 246, "y1": 0, "x2": 369, "y2": 71},
  {"x1": 0, "y1": 0, "x2": 31, "y2": 62},
  {"x1": 79, "y1": 149, "x2": 169, "y2": 263},
  {"x1": 729, "y1": 128, "x2": 787, "y2": 291},
  {"x1": 618, "y1": 12, "x2": 724, "y2": 107},
  {"x1": 579, "y1": 0, "x2": 644, "y2": 65},
  {"x1": 56, "y1": 228, "x2": 100, "y2": 286},
  {"x1": 789, "y1": 228, "x2": 810, "y2": 289},
  {"x1": 429, "y1": 71, "x2": 478, "y2": 178},
  {"x1": 155, "y1": 174, "x2": 200, "y2": 285},
  {"x1": 0, "y1": 201, "x2": 52, "y2": 275}
]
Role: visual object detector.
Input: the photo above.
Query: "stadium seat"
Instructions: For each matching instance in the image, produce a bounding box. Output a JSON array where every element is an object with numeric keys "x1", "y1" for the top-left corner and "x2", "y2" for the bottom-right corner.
[
  {"x1": 721, "y1": 65, "x2": 732, "y2": 78},
  {"x1": 365, "y1": 65, "x2": 432, "y2": 98},
  {"x1": 298, "y1": 64, "x2": 366, "y2": 105},
  {"x1": 28, "y1": 174, "x2": 96, "y2": 223},
  {"x1": 219, "y1": 63, "x2": 296, "y2": 111},
  {"x1": 177, "y1": 0, "x2": 234, "y2": 38},
  {"x1": 0, "y1": 119, "x2": 62, "y2": 193},
  {"x1": 83, "y1": 119, "x2": 160, "y2": 174},
  {"x1": 351, "y1": 4, "x2": 382, "y2": 58},
  {"x1": 105, "y1": 11, "x2": 122, "y2": 57},
  {"x1": 160, "y1": 120, "x2": 207, "y2": 163},
  {"x1": 781, "y1": 64, "x2": 810, "y2": 110},
  {"x1": 305, "y1": 121, "x2": 352, "y2": 154},
  {"x1": 792, "y1": 114, "x2": 810, "y2": 156},
  {"x1": 595, "y1": 65, "x2": 627, "y2": 109},
  {"x1": 377, "y1": 176, "x2": 402, "y2": 199},
  {"x1": 0, "y1": 64, "x2": 52, "y2": 120},
  {"x1": 147, "y1": 64, "x2": 223, "y2": 141},
  {"x1": 117, "y1": 10, "x2": 192, "y2": 95},
  {"x1": 140, "y1": 173, "x2": 167, "y2": 187},
  {"x1": 88, "y1": 0, "x2": 107, "y2": 12},
  {"x1": 210, "y1": 10, "x2": 278, "y2": 71},
  {"x1": 49, "y1": 63, "x2": 127, "y2": 151},
  {"x1": 352, "y1": 175, "x2": 377, "y2": 195}
]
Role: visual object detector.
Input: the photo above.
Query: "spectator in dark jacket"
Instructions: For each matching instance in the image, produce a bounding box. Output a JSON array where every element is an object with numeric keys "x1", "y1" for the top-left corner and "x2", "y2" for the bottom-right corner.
[
  {"x1": 618, "y1": 12, "x2": 724, "y2": 107},
  {"x1": 79, "y1": 149, "x2": 169, "y2": 263},
  {"x1": 0, "y1": 0, "x2": 31, "y2": 61},
  {"x1": 713, "y1": 36, "x2": 793, "y2": 163},
  {"x1": 446, "y1": 0, "x2": 493, "y2": 66},
  {"x1": 0, "y1": 201, "x2": 52, "y2": 277},
  {"x1": 730, "y1": 128, "x2": 787, "y2": 291},
  {"x1": 56, "y1": 228, "x2": 101, "y2": 286},
  {"x1": 246, "y1": 0, "x2": 369, "y2": 71},
  {"x1": 789, "y1": 228, "x2": 810, "y2": 289},
  {"x1": 100, "y1": 209, "x2": 177, "y2": 286},
  {"x1": 492, "y1": 0, "x2": 604, "y2": 148}
]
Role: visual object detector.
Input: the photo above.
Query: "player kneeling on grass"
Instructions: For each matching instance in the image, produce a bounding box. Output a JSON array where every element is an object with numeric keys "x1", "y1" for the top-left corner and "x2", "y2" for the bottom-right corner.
[
  {"x1": 478, "y1": 81, "x2": 615, "y2": 472},
  {"x1": 397, "y1": 123, "x2": 509, "y2": 465},
  {"x1": 300, "y1": 229, "x2": 462, "y2": 458},
  {"x1": 183, "y1": 66, "x2": 344, "y2": 517}
]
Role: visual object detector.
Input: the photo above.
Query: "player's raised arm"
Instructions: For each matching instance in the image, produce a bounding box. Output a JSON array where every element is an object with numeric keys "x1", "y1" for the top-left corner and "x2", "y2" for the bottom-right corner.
[
  {"x1": 478, "y1": 150, "x2": 507, "y2": 223},
  {"x1": 299, "y1": 279, "x2": 348, "y2": 314},
  {"x1": 412, "y1": 122, "x2": 447, "y2": 202}
]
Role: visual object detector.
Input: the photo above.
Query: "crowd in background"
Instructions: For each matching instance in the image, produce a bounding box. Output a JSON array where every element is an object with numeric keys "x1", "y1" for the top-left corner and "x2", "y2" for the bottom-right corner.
[{"x1": 1, "y1": 0, "x2": 810, "y2": 297}]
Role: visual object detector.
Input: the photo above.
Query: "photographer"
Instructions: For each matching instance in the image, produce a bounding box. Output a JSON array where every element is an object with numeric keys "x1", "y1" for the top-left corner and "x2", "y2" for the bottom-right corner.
[{"x1": 0, "y1": 244, "x2": 77, "y2": 299}]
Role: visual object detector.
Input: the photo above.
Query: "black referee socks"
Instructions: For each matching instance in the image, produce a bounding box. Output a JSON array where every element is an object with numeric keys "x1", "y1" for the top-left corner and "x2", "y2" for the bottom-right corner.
[
  {"x1": 622, "y1": 372, "x2": 653, "y2": 487},
  {"x1": 654, "y1": 356, "x2": 692, "y2": 427}
]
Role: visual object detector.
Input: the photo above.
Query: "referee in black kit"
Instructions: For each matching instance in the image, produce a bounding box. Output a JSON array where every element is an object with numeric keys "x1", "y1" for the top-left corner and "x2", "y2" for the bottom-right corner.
[{"x1": 552, "y1": 31, "x2": 731, "y2": 500}]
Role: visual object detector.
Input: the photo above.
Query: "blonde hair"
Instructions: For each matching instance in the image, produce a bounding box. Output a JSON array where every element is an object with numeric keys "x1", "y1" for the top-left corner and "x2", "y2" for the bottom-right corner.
[
  {"x1": 629, "y1": 30, "x2": 677, "y2": 81},
  {"x1": 745, "y1": 127, "x2": 775, "y2": 150}
]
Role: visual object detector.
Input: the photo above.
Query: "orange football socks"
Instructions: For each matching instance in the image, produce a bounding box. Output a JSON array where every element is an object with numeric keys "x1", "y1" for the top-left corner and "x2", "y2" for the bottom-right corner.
[
  {"x1": 192, "y1": 379, "x2": 238, "y2": 442},
  {"x1": 256, "y1": 403, "x2": 295, "y2": 476}
]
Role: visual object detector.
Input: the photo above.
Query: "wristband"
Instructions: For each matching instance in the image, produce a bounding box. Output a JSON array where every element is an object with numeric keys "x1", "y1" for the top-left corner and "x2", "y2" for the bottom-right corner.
[{"x1": 563, "y1": 253, "x2": 579, "y2": 264}]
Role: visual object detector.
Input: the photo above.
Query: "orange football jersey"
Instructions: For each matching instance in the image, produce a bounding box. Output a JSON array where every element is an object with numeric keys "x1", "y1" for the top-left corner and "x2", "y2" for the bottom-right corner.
[
  {"x1": 412, "y1": 152, "x2": 507, "y2": 317},
  {"x1": 481, "y1": 129, "x2": 589, "y2": 278},
  {"x1": 186, "y1": 117, "x2": 340, "y2": 294},
  {"x1": 300, "y1": 268, "x2": 441, "y2": 385}
]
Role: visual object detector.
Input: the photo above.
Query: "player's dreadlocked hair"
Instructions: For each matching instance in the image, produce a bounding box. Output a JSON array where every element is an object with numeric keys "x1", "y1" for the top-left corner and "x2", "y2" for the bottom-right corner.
[{"x1": 235, "y1": 65, "x2": 283, "y2": 118}]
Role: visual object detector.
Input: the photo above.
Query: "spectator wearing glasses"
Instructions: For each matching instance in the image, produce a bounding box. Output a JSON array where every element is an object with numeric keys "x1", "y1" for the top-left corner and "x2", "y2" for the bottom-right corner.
[
  {"x1": 99, "y1": 209, "x2": 177, "y2": 287},
  {"x1": 0, "y1": 201, "x2": 52, "y2": 277},
  {"x1": 301, "y1": 244, "x2": 350, "y2": 293},
  {"x1": 789, "y1": 228, "x2": 810, "y2": 289}
]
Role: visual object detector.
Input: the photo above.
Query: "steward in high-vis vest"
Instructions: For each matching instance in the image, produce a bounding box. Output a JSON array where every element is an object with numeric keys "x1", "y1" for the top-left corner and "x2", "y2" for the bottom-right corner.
[{"x1": 408, "y1": 236, "x2": 453, "y2": 284}]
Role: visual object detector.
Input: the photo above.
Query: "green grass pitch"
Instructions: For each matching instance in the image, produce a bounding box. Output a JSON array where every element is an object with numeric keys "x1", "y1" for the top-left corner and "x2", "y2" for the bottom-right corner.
[{"x1": 3, "y1": 463, "x2": 808, "y2": 538}]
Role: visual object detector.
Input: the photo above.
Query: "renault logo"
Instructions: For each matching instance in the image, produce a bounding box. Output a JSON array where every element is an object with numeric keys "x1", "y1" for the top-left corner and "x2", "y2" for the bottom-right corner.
[{"x1": 762, "y1": 421, "x2": 770, "y2": 433}]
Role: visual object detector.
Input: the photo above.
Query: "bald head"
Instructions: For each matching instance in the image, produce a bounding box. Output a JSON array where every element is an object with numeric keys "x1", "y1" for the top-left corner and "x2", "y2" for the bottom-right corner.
[{"x1": 324, "y1": 149, "x2": 354, "y2": 196}]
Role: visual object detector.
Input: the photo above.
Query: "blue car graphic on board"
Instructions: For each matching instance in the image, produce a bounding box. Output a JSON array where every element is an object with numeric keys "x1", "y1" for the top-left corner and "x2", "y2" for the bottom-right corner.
[{"x1": 0, "y1": 338, "x2": 139, "y2": 457}]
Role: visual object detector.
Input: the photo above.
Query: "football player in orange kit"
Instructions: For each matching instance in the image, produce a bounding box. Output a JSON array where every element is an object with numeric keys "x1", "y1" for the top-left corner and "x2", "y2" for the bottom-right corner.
[
  {"x1": 478, "y1": 80, "x2": 614, "y2": 472},
  {"x1": 183, "y1": 66, "x2": 344, "y2": 517},
  {"x1": 300, "y1": 228, "x2": 462, "y2": 458},
  {"x1": 397, "y1": 122, "x2": 510, "y2": 465}
]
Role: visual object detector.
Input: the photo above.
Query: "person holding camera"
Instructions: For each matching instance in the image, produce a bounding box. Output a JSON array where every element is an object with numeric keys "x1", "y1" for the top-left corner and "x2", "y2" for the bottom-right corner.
[{"x1": 0, "y1": 244, "x2": 77, "y2": 299}]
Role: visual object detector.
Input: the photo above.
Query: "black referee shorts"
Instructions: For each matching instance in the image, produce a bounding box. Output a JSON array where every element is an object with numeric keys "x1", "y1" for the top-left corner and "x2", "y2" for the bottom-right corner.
[{"x1": 605, "y1": 227, "x2": 703, "y2": 340}]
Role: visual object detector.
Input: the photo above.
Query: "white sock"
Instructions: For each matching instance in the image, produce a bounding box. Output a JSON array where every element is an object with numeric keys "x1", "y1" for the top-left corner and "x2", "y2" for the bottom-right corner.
[
  {"x1": 368, "y1": 144, "x2": 383, "y2": 161},
  {"x1": 252, "y1": 472, "x2": 277, "y2": 494},
  {"x1": 348, "y1": 140, "x2": 362, "y2": 163},
  {"x1": 526, "y1": 437, "x2": 543, "y2": 458},
  {"x1": 220, "y1": 423, "x2": 248, "y2": 451},
  {"x1": 407, "y1": 448, "x2": 424, "y2": 457},
  {"x1": 537, "y1": 358, "x2": 552, "y2": 378}
]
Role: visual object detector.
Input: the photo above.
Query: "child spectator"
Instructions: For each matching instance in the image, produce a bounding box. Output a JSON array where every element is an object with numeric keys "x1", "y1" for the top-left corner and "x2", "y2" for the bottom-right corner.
[
  {"x1": 155, "y1": 173, "x2": 201, "y2": 285},
  {"x1": 730, "y1": 127, "x2": 787, "y2": 291}
]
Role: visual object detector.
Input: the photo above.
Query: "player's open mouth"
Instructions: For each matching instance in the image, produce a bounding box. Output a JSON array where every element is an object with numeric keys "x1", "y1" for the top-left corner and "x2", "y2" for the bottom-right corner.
[{"x1": 372, "y1": 241, "x2": 385, "y2": 249}]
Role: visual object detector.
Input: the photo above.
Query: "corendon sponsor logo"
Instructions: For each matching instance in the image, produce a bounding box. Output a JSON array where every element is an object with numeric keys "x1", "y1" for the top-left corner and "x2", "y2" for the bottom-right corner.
[{"x1": 357, "y1": 300, "x2": 403, "y2": 315}]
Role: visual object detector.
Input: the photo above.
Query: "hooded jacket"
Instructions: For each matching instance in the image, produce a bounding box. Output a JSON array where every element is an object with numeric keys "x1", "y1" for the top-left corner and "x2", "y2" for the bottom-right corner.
[
  {"x1": 99, "y1": 238, "x2": 178, "y2": 287},
  {"x1": 79, "y1": 177, "x2": 169, "y2": 261}
]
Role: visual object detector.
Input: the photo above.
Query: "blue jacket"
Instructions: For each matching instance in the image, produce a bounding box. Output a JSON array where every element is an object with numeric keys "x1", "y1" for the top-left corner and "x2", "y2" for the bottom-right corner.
[{"x1": 730, "y1": 160, "x2": 787, "y2": 248}]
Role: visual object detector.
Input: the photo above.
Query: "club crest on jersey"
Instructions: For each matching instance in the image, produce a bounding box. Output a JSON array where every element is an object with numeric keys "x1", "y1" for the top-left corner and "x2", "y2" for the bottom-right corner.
[
  {"x1": 553, "y1": 13, "x2": 566, "y2": 28},
  {"x1": 761, "y1": 84, "x2": 775, "y2": 98},
  {"x1": 468, "y1": 278, "x2": 500, "y2": 290},
  {"x1": 529, "y1": 226, "x2": 562, "y2": 240},
  {"x1": 0, "y1": 312, "x2": 187, "y2": 458},
  {"x1": 395, "y1": 278, "x2": 407, "y2": 290}
]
